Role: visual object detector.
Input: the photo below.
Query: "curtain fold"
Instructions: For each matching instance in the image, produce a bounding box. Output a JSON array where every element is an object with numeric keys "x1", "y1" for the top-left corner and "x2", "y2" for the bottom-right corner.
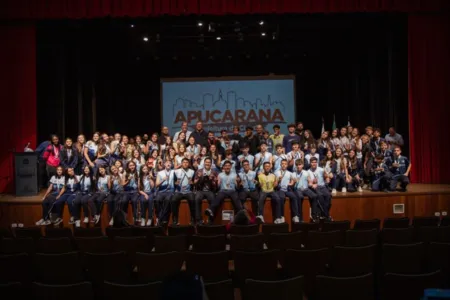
[
  {"x1": 1, "y1": 0, "x2": 449, "y2": 20},
  {"x1": 408, "y1": 14, "x2": 450, "y2": 183}
]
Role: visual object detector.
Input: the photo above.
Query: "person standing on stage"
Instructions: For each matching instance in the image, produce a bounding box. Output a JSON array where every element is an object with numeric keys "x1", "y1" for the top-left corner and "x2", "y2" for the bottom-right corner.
[
  {"x1": 361, "y1": 134, "x2": 374, "y2": 190},
  {"x1": 60, "y1": 137, "x2": 78, "y2": 172},
  {"x1": 191, "y1": 121, "x2": 208, "y2": 147},
  {"x1": 269, "y1": 125, "x2": 284, "y2": 154},
  {"x1": 43, "y1": 134, "x2": 62, "y2": 179},
  {"x1": 389, "y1": 146, "x2": 411, "y2": 192},
  {"x1": 193, "y1": 157, "x2": 219, "y2": 224},
  {"x1": 283, "y1": 124, "x2": 301, "y2": 154},
  {"x1": 237, "y1": 159, "x2": 259, "y2": 214},
  {"x1": 205, "y1": 161, "x2": 242, "y2": 223},
  {"x1": 308, "y1": 157, "x2": 332, "y2": 221},
  {"x1": 275, "y1": 159, "x2": 300, "y2": 224},
  {"x1": 254, "y1": 141, "x2": 273, "y2": 174},
  {"x1": 256, "y1": 162, "x2": 282, "y2": 224},
  {"x1": 155, "y1": 160, "x2": 175, "y2": 225},
  {"x1": 293, "y1": 159, "x2": 319, "y2": 222},
  {"x1": 171, "y1": 158, "x2": 195, "y2": 225},
  {"x1": 385, "y1": 127, "x2": 404, "y2": 150},
  {"x1": 173, "y1": 121, "x2": 192, "y2": 143},
  {"x1": 36, "y1": 165, "x2": 65, "y2": 226},
  {"x1": 241, "y1": 126, "x2": 259, "y2": 155}
]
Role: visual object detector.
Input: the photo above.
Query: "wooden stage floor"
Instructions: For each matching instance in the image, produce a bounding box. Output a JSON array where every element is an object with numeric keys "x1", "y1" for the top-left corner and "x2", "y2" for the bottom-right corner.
[{"x1": 1, "y1": 184, "x2": 450, "y2": 229}]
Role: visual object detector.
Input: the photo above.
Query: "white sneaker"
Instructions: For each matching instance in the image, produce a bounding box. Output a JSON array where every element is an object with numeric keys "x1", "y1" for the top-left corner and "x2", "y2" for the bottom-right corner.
[
  {"x1": 274, "y1": 218, "x2": 282, "y2": 224},
  {"x1": 75, "y1": 220, "x2": 81, "y2": 228},
  {"x1": 36, "y1": 219, "x2": 45, "y2": 226},
  {"x1": 358, "y1": 186, "x2": 363, "y2": 192},
  {"x1": 280, "y1": 216, "x2": 286, "y2": 223},
  {"x1": 53, "y1": 218, "x2": 63, "y2": 226},
  {"x1": 109, "y1": 218, "x2": 114, "y2": 226},
  {"x1": 43, "y1": 220, "x2": 51, "y2": 226},
  {"x1": 332, "y1": 189, "x2": 337, "y2": 195},
  {"x1": 140, "y1": 218, "x2": 145, "y2": 227},
  {"x1": 83, "y1": 217, "x2": 89, "y2": 224},
  {"x1": 342, "y1": 188, "x2": 347, "y2": 193},
  {"x1": 155, "y1": 218, "x2": 159, "y2": 226},
  {"x1": 93, "y1": 215, "x2": 100, "y2": 224},
  {"x1": 68, "y1": 217, "x2": 75, "y2": 225},
  {"x1": 256, "y1": 215, "x2": 265, "y2": 224},
  {"x1": 292, "y1": 216, "x2": 300, "y2": 223},
  {"x1": 146, "y1": 219, "x2": 152, "y2": 226}
]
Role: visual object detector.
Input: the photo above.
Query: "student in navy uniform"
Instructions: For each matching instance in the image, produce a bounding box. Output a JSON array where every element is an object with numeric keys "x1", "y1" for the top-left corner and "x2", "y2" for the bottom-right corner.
[
  {"x1": 275, "y1": 159, "x2": 300, "y2": 224},
  {"x1": 205, "y1": 161, "x2": 242, "y2": 223},
  {"x1": 72, "y1": 166, "x2": 96, "y2": 226},
  {"x1": 171, "y1": 158, "x2": 196, "y2": 225},
  {"x1": 371, "y1": 154, "x2": 392, "y2": 192},
  {"x1": 361, "y1": 134, "x2": 374, "y2": 189},
  {"x1": 237, "y1": 159, "x2": 259, "y2": 214},
  {"x1": 107, "y1": 165, "x2": 124, "y2": 226},
  {"x1": 59, "y1": 137, "x2": 78, "y2": 172},
  {"x1": 293, "y1": 159, "x2": 319, "y2": 222},
  {"x1": 120, "y1": 161, "x2": 140, "y2": 224},
  {"x1": 346, "y1": 150, "x2": 364, "y2": 192},
  {"x1": 389, "y1": 146, "x2": 411, "y2": 192},
  {"x1": 283, "y1": 124, "x2": 301, "y2": 154},
  {"x1": 50, "y1": 167, "x2": 79, "y2": 226},
  {"x1": 155, "y1": 160, "x2": 175, "y2": 225},
  {"x1": 371, "y1": 128, "x2": 384, "y2": 154},
  {"x1": 90, "y1": 165, "x2": 109, "y2": 225},
  {"x1": 378, "y1": 141, "x2": 393, "y2": 165},
  {"x1": 138, "y1": 165, "x2": 155, "y2": 227},
  {"x1": 308, "y1": 157, "x2": 332, "y2": 221},
  {"x1": 36, "y1": 165, "x2": 65, "y2": 226}
]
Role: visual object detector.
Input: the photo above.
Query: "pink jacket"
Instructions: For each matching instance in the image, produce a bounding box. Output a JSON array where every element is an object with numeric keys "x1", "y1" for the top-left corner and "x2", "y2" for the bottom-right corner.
[{"x1": 43, "y1": 144, "x2": 62, "y2": 167}]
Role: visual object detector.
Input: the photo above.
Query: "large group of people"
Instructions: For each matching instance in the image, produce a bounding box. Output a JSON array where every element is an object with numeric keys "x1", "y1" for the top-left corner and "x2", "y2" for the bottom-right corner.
[{"x1": 34, "y1": 121, "x2": 410, "y2": 227}]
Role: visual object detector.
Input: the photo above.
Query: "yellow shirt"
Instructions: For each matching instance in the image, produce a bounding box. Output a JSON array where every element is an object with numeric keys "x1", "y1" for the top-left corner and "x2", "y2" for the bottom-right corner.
[
  {"x1": 258, "y1": 173, "x2": 276, "y2": 193},
  {"x1": 269, "y1": 134, "x2": 284, "y2": 149}
]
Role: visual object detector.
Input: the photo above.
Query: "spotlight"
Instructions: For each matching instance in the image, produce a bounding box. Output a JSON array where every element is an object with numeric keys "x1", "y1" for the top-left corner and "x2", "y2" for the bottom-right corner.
[
  {"x1": 259, "y1": 20, "x2": 264, "y2": 25},
  {"x1": 261, "y1": 32, "x2": 266, "y2": 36},
  {"x1": 198, "y1": 22, "x2": 203, "y2": 27},
  {"x1": 130, "y1": 24, "x2": 135, "y2": 28},
  {"x1": 216, "y1": 36, "x2": 221, "y2": 40},
  {"x1": 143, "y1": 36, "x2": 149, "y2": 42}
]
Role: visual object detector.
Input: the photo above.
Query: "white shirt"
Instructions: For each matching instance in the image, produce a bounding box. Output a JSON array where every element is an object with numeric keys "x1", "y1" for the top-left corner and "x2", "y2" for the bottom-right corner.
[{"x1": 173, "y1": 130, "x2": 192, "y2": 142}]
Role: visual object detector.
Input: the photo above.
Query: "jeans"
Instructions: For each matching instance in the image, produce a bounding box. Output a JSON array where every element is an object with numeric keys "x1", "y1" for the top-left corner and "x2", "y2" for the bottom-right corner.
[{"x1": 194, "y1": 191, "x2": 215, "y2": 221}]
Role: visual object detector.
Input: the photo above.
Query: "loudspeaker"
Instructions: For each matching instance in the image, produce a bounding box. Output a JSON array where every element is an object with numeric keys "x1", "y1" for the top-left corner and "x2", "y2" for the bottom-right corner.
[{"x1": 14, "y1": 152, "x2": 39, "y2": 196}]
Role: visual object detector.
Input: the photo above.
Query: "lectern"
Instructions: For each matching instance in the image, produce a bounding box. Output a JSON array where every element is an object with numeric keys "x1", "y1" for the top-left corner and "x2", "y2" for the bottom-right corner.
[{"x1": 14, "y1": 152, "x2": 39, "y2": 196}]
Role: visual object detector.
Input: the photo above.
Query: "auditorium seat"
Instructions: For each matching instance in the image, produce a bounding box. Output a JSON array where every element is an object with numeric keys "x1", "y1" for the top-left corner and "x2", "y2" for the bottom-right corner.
[
  {"x1": 413, "y1": 216, "x2": 440, "y2": 228},
  {"x1": 33, "y1": 282, "x2": 94, "y2": 300},
  {"x1": 315, "y1": 273, "x2": 375, "y2": 300},
  {"x1": 133, "y1": 226, "x2": 165, "y2": 237},
  {"x1": 37, "y1": 237, "x2": 73, "y2": 254},
  {"x1": 245, "y1": 276, "x2": 305, "y2": 300},
  {"x1": 168, "y1": 224, "x2": 195, "y2": 236},
  {"x1": 307, "y1": 230, "x2": 343, "y2": 249},
  {"x1": 383, "y1": 271, "x2": 443, "y2": 300},
  {"x1": 135, "y1": 252, "x2": 184, "y2": 283},
  {"x1": 330, "y1": 245, "x2": 376, "y2": 277},
  {"x1": 353, "y1": 219, "x2": 381, "y2": 230},
  {"x1": 73, "y1": 227, "x2": 103, "y2": 237},
  {"x1": 322, "y1": 220, "x2": 351, "y2": 232},
  {"x1": 14, "y1": 226, "x2": 42, "y2": 240},
  {"x1": 439, "y1": 226, "x2": 450, "y2": 242},
  {"x1": 45, "y1": 227, "x2": 73, "y2": 238},
  {"x1": 106, "y1": 227, "x2": 134, "y2": 239},
  {"x1": 267, "y1": 231, "x2": 305, "y2": 251},
  {"x1": 0, "y1": 282, "x2": 24, "y2": 297},
  {"x1": 34, "y1": 252, "x2": 84, "y2": 284},
  {"x1": 84, "y1": 252, "x2": 131, "y2": 285},
  {"x1": 441, "y1": 216, "x2": 450, "y2": 227},
  {"x1": 230, "y1": 233, "x2": 265, "y2": 253},
  {"x1": 382, "y1": 243, "x2": 425, "y2": 274},
  {"x1": 383, "y1": 217, "x2": 410, "y2": 229},
  {"x1": 76, "y1": 236, "x2": 112, "y2": 254},
  {"x1": 0, "y1": 228, "x2": 14, "y2": 238},
  {"x1": 261, "y1": 223, "x2": 289, "y2": 242},
  {"x1": 196, "y1": 224, "x2": 227, "y2": 236},
  {"x1": 204, "y1": 279, "x2": 234, "y2": 300},
  {"x1": 415, "y1": 226, "x2": 440, "y2": 243},
  {"x1": 233, "y1": 250, "x2": 280, "y2": 285},
  {"x1": 345, "y1": 229, "x2": 378, "y2": 247},
  {"x1": 0, "y1": 253, "x2": 32, "y2": 284},
  {"x1": 103, "y1": 281, "x2": 162, "y2": 300},
  {"x1": 380, "y1": 228, "x2": 414, "y2": 244},
  {"x1": 291, "y1": 222, "x2": 320, "y2": 233},
  {"x1": 0, "y1": 237, "x2": 35, "y2": 255},
  {"x1": 229, "y1": 224, "x2": 259, "y2": 235},
  {"x1": 185, "y1": 251, "x2": 229, "y2": 282},
  {"x1": 154, "y1": 235, "x2": 188, "y2": 253},
  {"x1": 112, "y1": 236, "x2": 151, "y2": 264},
  {"x1": 426, "y1": 242, "x2": 450, "y2": 277},
  {"x1": 191, "y1": 234, "x2": 226, "y2": 253}
]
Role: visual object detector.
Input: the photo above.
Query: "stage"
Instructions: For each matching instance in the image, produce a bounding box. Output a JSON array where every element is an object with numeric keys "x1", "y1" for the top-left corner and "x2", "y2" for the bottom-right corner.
[{"x1": 1, "y1": 184, "x2": 449, "y2": 230}]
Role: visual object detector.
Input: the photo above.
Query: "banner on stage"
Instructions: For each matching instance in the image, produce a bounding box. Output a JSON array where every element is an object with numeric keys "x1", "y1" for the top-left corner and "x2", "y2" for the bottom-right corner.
[{"x1": 161, "y1": 76, "x2": 296, "y2": 134}]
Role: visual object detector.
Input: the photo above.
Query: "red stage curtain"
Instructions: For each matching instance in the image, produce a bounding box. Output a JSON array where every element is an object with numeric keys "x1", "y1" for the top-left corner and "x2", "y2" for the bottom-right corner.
[
  {"x1": 408, "y1": 14, "x2": 450, "y2": 184},
  {"x1": 0, "y1": 25, "x2": 37, "y2": 193},
  {"x1": 1, "y1": 0, "x2": 449, "y2": 19}
]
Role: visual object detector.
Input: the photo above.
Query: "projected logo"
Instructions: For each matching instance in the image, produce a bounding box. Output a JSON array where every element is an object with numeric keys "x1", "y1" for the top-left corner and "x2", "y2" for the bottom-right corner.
[{"x1": 172, "y1": 89, "x2": 287, "y2": 133}]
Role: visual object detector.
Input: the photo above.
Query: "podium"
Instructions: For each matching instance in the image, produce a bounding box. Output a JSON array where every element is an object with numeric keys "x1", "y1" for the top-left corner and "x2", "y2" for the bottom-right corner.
[{"x1": 14, "y1": 152, "x2": 39, "y2": 196}]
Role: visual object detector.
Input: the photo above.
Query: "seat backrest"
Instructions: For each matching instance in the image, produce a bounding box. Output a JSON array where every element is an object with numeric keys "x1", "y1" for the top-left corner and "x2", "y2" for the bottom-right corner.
[
  {"x1": 33, "y1": 282, "x2": 94, "y2": 300},
  {"x1": 103, "y1": 281, "x2": 162, "y2": 299},
  {"x1": 261, "y1": 223, "x2": 289, "y2": 241},
  {"x1": 191, "y1": 234, "x2": 227, "y2": 252},
  {"x1": 331, "y1": 245, "x2": 376, "y2": 277},
  {"x1": 229, "y1": 224, "x2": 259, "y2": 235},
  {"x1": 315, "y1": 273, "x2": 374, "y2": 300},
  {"x1": 75, "y1": 236, "x2": 112, "y2": 253},
  {"x1": 380, "y1": 228, "x2": 413, "y2": 244},
  {"x1": 383, "y1": 271, "x2": 443, "y2": 300},
  {"x1": 185, "y1": 251, "x2": 229, "y2": 282},
  {"x1": 230, "y1": 233, "x2": 265, "y2": 252},
  {"x1": 14, "y1": 227, "x2": 42, "y2": 240},
  {"x1": 34, "y1": 252, "x2": 84, "y2": 284},
  {"x1": 135, "y1": 251, "x2": 184, "y2": 282},
  {"x1": 268, "y1": 231, "x2": 306, "y2": 250},
  {"x1": 45, "y1": 227, "x2": 73, "y2": 238},
  {"x1": 73, "y1": 227, "x2": 103, "y2": 237},
  {"x1": 382, "y1": 242, "x2": 425, "y2": 274},
  {"x1": 291, "y1": 222, "x2": 320, "y2": 233},
  {"x1": 105, "y1": 227, "x2": 134, "y2": 239},
  {"x1": 383, "y1": 217, "x2": 410, "y2": 229},
  {"x1": 0, "y1": 253, "x2": 31, "y2": 283},
  {"x1": 168, "y1": 225, "x2": 195, "y2": 236},
  {"x1": 412, "y1": 216, "x2": 440, "y2": 228},
  {"x1": 353, "y1": 219, "x2": 381, "y2": 230},
  {"x1": 37, "y1": 237, "x2": 74, "y2": 254},
  {"x1": 245, "y1": 276, "x2": 305, "y2": 300},
  {"x1": 204, "y1": 280, "x2": 234, "y2": 300},
  {"x1": 307, "y1": 230, "x2": 343, "y2": 249},
  {"x1": 196, "y1": 224, "x2": 227, "y2": 236},
  {"x1": 0, "y1": 237, "x2": 35, "y2": 255},
  {"x1": 233, "y1": 250, "x2": 280, "y2": 282},
  {"x1": 345, "y1": 229, "x2": 378, "y2": 247},
  {"x1": 154, "y1": 235, "x2": 187, "y2": 253},
  {"x1": 84, "y1": 251, "x2": 131, "y2": 283},
  {"x1": 283, "y1": 248, "x2": 329, "y2": 277},
  {"x1": 322, "y1": 220, "x2": 351, "y2": 232}
]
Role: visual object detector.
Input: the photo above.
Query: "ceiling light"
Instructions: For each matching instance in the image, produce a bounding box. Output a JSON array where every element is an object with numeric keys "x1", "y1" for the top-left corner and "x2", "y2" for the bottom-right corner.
[
  {"x1": 143, "y1": 37, "x2": 149, "y2": 42},
  {"x1": 259, "y1": 21, "x2": 264, "y2": 25}
]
